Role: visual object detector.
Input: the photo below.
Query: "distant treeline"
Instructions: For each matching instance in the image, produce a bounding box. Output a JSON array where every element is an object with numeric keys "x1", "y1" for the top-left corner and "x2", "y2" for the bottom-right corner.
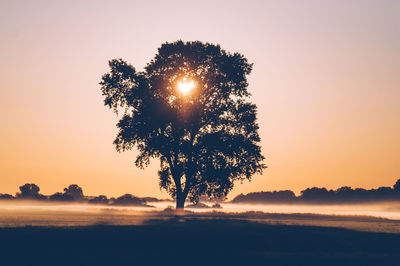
[
  {"x1": 232, "y1": 179, "x2": 400, "y2": 204},
  {"x1": 0, "y1": 184, "x2": 167, "y2": 207},
  {"x1": 2, "y1": 179, "x2": 400, "y2": 205}
]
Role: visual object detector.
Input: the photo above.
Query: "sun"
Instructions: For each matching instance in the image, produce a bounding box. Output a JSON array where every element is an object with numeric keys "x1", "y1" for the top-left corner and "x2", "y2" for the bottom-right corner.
[{"x1": 177, "y1": 78, "x2": 195, "y2": 95}]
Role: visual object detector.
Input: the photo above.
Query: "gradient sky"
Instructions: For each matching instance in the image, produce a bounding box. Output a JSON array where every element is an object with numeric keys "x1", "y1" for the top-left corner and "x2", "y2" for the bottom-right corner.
[{"x1": 0, "y1": 0, "x2": 399, "y2": 199}]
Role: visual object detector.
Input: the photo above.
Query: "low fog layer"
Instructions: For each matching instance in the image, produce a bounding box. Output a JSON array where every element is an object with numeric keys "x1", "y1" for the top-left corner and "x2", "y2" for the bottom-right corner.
[{"x1": 1, "y1": 201, "x2": 400, "y2": 231}]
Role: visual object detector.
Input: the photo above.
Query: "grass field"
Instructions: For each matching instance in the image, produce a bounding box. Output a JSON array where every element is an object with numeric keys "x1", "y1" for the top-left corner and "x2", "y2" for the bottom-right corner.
[{"x1": 1, "y1": 209, "x2": 400, "y2": 265}]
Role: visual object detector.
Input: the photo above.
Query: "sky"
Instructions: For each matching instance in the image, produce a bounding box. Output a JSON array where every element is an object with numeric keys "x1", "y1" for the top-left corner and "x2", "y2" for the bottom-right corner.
[{"x1": 0, "y1": 0, "x2": 399, "y2": 199}]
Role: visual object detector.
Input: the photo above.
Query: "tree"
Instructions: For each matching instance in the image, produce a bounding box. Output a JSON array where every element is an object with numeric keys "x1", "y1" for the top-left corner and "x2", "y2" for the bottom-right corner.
[
  {"x1": 88, "y1": 195, "x2": 109, "y2": 204},
  {"x1": 300, "y1": 187, "x2": 334, "y2": 203},
  {"x1": 63, "y1": 184, "x2": 84, "y2": 201},
  {"x1": 0, "y1": 194, "x2": 14, "y2": 200},
  {"x1": 394, "y1": 179, "x2": 400, "y2": 192},
  {"x1": 16, "y1": 183, "x2": 46, "y2": 200},
  {"x1": 112, "y1": 194, "x2": 146, "y2": 206},
  {"x1": 49, "y1": 192, "x2": 72, "y2": 201},
  {"x1": 100, "y1": 40, "x2": 265, "y2": 209}
]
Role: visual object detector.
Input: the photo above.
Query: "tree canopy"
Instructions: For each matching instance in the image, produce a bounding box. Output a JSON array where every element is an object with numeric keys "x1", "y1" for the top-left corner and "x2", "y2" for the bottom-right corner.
[
  {"x1": 100, "y1": 40, "x2": 266, "y2": 208},
  {"x1": 16, "y1": 183, "x2": 46, "y2": 200}
]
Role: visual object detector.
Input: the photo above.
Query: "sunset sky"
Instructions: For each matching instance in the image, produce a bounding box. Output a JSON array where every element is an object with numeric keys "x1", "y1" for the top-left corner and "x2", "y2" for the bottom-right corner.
[{"x1": 0, "y1": 0, "x2": 399, "y2": 199}]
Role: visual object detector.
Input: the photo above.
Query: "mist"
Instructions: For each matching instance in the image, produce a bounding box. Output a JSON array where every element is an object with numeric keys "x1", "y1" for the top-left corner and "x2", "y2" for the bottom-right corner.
[{"x1": 1, "y1": 200, "x2": 400, "y2": 232}]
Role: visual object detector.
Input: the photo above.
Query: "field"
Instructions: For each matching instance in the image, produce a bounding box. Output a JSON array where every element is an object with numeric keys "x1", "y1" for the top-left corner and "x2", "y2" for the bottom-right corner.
[{"x1": 1, "y1": 203, "x2": 400, "y2": 265}]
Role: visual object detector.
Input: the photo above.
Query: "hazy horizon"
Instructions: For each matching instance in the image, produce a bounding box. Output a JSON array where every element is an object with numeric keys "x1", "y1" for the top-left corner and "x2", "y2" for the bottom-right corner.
[
  {"x1": 1, "y1": 200, "x2": 400, "y2": 226},
  {"x1": 1, "y1": 0, "x2": 399, "y2": 199}
]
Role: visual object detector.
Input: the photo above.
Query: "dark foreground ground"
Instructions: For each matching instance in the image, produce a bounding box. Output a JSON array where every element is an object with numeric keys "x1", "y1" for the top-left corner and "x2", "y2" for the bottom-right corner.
[{"x1": 1, "y1": 218, "x2": 399, "y2": 266}]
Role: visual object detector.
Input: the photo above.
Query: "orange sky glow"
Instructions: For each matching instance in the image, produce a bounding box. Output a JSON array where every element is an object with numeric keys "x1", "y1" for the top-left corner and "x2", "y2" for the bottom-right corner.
[{"x1": 0, "y1": 0, "x2": 399, "y2": 199}]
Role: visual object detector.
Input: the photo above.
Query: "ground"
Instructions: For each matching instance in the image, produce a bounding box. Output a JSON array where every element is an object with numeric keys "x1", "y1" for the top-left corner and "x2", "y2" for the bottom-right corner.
[{"x1": 1, "y1": 217, "x2": 399, "y2": 266}]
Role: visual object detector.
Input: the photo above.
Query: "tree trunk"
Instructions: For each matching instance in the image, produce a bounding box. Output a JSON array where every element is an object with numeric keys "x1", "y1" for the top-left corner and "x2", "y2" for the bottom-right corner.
[{"x1": 176, "y1": 192, "x2": 186, "y2": 209}]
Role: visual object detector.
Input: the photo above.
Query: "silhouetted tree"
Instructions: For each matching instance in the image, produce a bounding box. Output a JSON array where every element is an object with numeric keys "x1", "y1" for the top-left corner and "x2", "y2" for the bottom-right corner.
[
  {"x1": 88, "y1": 195, "x2": 109, "y2": 204},
  {"x1": 100, "y1": 40, "x2": 265, "y2": 209},
  {"x1": 49, "y1": 192, "x2": 73, "y2": 201},
  {"x1": 394, "y1": 179, "x2": 400, "y2": 193},
  {"x1": 112, "y1": 194, "x2": 146, "y2": 206},
  {"x1": 16, "y1": 183, "x2": 46, "y2": 200},
  {"x1": 47, "y1": 185, "x2": 84, "y2": 202},
  {"x1": 232, "y1": 190, "x2": 297, "y2": 204},
  {"x1": 300, "y1": 187, "x2": 335, "y2": 203},
  {"x1": 0, "y1": 194, "x2": 14, "y2": 200},
  {"x1": 63, "y1": 184, "x2": 84, "y2": 201}
]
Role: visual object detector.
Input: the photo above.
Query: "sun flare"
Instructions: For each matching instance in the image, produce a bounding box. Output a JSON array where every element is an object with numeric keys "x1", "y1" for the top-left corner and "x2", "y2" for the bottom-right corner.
[{"x1": 177, "y1": 78, "x2": 195, "y2": 95}]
